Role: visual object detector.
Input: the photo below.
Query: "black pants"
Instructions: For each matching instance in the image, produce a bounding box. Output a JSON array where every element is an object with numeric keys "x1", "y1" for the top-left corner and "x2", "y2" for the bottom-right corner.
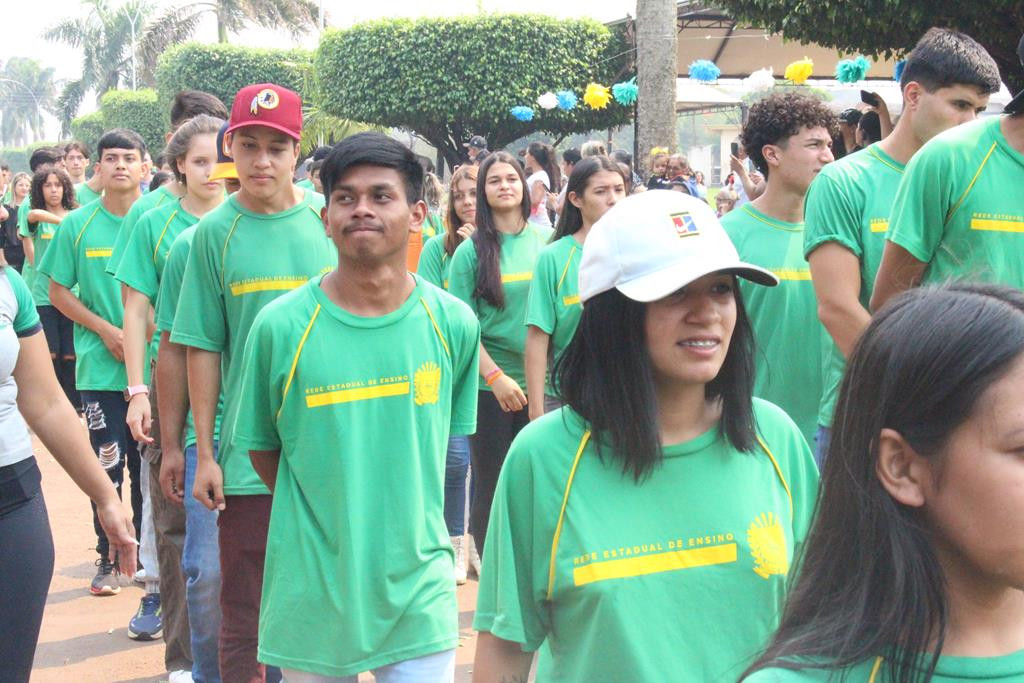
[
  {"x1": 0, "y1": 458, "x2": 55, "y2": 683},
  {"x1": 80, "y1": 390, "x2": 142, "y2": 557},
  {"x1": 468, "y1": 391, "x2": 529, "y2": 555},
  {"x1": 38, "y1": 305, "x2": 79, "y2": 410}
]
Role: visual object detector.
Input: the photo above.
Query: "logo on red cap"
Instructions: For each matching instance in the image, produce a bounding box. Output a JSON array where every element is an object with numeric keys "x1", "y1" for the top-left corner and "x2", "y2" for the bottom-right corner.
[
  {"x1": 228, "y1": 83, "x2": 302, "y2": 141},
  {"x1": 250, "y1": 89, "x2": 280, "y2": 116}
]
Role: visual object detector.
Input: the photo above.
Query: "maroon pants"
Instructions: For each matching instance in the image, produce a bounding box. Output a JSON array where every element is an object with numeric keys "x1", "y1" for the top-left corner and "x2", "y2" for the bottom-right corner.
[{"x1": 218, "y1": 494, "x2": 272, "y2": 683}]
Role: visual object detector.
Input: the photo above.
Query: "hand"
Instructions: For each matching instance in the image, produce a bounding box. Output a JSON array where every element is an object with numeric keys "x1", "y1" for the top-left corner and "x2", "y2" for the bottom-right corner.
[
  {"x1": 192, "y1": 456, "x2": 225, "y2": 511},
  {"x1": 866, "y1": 91, "x2": 889, "y2": 114},
  {"x1": 491, "y1": 374, "x2": 527, "y2": 413},
  {"x1": 126, "y1": 393, "x2": 153, "y2": 444},
  {"x1": 749, "y1": 171, "x2": 764, "y2": 186},
  {"x1": 729, "y1": 154, "x2": 744, "y2": 175},
  {"x1": 0, "y1": 206, "x2": 7, "y2": 221},
  {"x1": 95, "y1": 497, "x2": 137, "y2": 577},
  {"x1": 100, "y1": 324, "x2": 124, "y2": 362},
  {"x1": 159, "y1": 446, "x2": 186, "y2": 504},
  {"x1": 456, "y1": 223, "x2": 476, "y2": 241}
]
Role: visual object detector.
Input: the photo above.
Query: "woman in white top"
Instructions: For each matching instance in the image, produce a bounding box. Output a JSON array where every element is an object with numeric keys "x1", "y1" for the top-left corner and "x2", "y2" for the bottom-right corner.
[{"x1": 524, "y1": 142, "x2": 561, "y2": 228}]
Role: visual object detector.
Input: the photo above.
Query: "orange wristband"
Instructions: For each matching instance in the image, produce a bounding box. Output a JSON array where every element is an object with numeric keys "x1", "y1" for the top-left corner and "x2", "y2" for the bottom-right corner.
[{"x1": 485, "y1": 368, "x2": 504, "y2": 386}]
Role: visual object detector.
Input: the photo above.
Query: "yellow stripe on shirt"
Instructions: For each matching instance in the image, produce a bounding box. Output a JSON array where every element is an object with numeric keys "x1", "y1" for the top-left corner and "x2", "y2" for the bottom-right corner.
[
  {"x1": 869, "y1": 219, "x2": 888, "y2": 233},
  {"x1": 573, "y1": 543, "x2": 738, "y2": 587},
  {"x1": 970, "y1": 218, "x2": 1024, "y2": 233},
  {"x1": 562, "y1": 294, "x2": 581, "y2": 306},
  {"x1": 229, "y1": 278, "x2": 309, "y2": 296},
  {"x1": 305, "y1": 382, "x2": 409, "y2": 407},
  {"x1": 770, "y1": 268, "x2": 812, "y2": 281},
  {"x1": 85, "y1": 247, "x2": 113, "y2": 258},
  {"x1": 501, "y1": 272, "x2": 533, "y2": 283}
]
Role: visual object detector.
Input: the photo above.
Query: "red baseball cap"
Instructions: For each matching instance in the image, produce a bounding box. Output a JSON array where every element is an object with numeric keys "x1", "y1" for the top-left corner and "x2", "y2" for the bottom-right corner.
[{"x1": 227, "y1": 83, "x2": 302, "y2": 141}]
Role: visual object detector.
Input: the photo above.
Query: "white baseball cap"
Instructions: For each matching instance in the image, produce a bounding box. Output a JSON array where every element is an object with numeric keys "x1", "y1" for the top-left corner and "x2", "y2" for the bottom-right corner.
[{"x1": 579, "y1": 190, "x2": 778, "y2": 303}]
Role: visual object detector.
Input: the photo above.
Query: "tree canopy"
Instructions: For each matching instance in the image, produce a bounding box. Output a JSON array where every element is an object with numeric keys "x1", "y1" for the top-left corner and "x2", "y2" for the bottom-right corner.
[
  {"x1": 0, "y1": 58, "x2": 56, "y2": 147},
  {"x1": 315, "y1": 14, "x2": 633, "y2": 170},
  {"x1": 717, "y1": 0, "x2": 1024, "y2": 92}
]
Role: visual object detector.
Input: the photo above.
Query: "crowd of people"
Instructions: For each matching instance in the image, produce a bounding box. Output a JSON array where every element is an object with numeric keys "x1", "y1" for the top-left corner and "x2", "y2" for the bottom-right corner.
[{"x1": 1, "y1": 22, "x2": 1024, "y2": 683}]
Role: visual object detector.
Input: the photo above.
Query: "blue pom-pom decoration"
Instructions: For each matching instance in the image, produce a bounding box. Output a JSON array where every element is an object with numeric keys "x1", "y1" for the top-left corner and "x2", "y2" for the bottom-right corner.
[
  {"x1": 510, "y1": 105, "x2": 535, "y2": 122},
  {"x1": 893, "y1": 60, "x2": 906, "y2": 83},
  {"x1": 612, "y1": 77, "x2": 638, "y2": 106},
  {"x1": 689, "y1": 59, "x2": 721, "y2": 83},
  {"x1": 556, "y1": 90, "x2": 577, "y2": 110},
  {"x1": 835, "y1": 55, "x2": 871, "y2": 84}
]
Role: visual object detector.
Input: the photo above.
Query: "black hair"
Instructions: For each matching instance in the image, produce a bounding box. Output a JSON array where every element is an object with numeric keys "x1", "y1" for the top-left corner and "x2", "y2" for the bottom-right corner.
[
  {"x1": 552, "y1": 156, "x2": 625, "y2": 241},
  {"x1": 743, "y1": 283, "x2": 1024, "y2": 683},
  {"x1": 472, "y1": 151, "x2": 531, "y2": 309},
  {"x1": 170, "y1": 90, "x2": 229, "y2": 129},
  {"x1": 97, "y1": 128, "x2": 147, "y2": 158},
  {"x1": 858, "y1": 111, "x2": 882, "y2": 145},
  {"x1": 555, "y1": 282, "x2": 757, "y2": 481},
  {"x1": 609, "y1": 148, "x2": 633, "y2": 168},
  {"x1": 148, "y1": 170, "x2": 173, "y2": 192},
  {"x1": 562, "y1": 147, "x2": 582, "y2": 165},
  {"x1": 900, "y1": 28, "x2": 1001, "y2": 95},
  {"x1": 64, "y1": 141, "x2": 91, "y2": 159},
  {"x1": 320, "y1": 132, "x2": 424, "y2": 207},
  {"x1": 29, "y1": 147, "x2": 63, "y2": 172},
  {"x1": 311, "y1": 145, "x2": 333, "y2": 162},
  {"x1": 0, "y1": 164, "x2": 8, "y2": 172},
  {"x1": 526, "y1": 141, "x2": 561, "y2": 194},
  {"x1": 30, "y1": 165, "x2": 76, "y2": 217},
  {"x1": 310, "y1": 159, "x2": 324, "y2": 173},
  {"x1": 741, "y1": 92, "x2": 837, "y2": 178}
]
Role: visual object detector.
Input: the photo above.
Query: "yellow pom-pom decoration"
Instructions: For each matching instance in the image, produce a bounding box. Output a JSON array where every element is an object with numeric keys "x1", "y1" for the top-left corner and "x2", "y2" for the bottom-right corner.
[
  {"x1": 784, "y1": 58, "x2": 814, "y2": 85},
  {"x1": 584, "y1": 83, "x2": 612, "y2": 110}
]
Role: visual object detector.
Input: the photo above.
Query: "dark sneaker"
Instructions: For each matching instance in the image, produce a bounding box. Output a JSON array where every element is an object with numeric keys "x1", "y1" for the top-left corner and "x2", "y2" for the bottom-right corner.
[
  {"x1": 90, "y1": 558, "x2": 121, "y2": 596},
  {"x1": 128, "y1": 593, "x2": 163, "y2": 641}
]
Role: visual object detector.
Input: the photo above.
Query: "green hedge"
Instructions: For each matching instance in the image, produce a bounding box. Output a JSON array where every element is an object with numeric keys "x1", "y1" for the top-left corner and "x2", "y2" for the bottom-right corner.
[
  {"x1": 0, "y1": 141, "x2": 63, "y2": 175},
  {"x1": 69, "y1": 111, "x2": 105, "y2": 150},
  {"x1": 155, "y1": 43, "x2": 312, "y2": 112},
  {"x1": 99, "y1": 89, "x2": 168, "y2": 158}
]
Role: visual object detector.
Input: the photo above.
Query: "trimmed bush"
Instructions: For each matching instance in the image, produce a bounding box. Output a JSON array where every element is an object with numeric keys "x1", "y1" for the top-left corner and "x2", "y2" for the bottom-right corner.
[
  {"x1": 0, "y1": 141, "x2": 63, "y2": 174},
  {"x1": 70, "y1": 111, "x2": 105, "y2": 150},
  {"x1": 315, "y1": 14, "x2": 632, "y2": 169},
  {"x1": 99, "y1": 89, "x2": 168, "y2": 157}
]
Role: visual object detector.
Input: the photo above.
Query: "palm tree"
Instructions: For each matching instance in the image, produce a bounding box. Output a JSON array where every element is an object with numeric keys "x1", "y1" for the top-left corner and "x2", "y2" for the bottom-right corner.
[
  {"x1": 44, "y1": 0, "x2": 154, "y2": 133},
  {"x1": 142, "y1": 0, "x2": 319, "y2": 49},
  {"x1": 0, "y1": 58, "x2": 57, "y2": 147}
]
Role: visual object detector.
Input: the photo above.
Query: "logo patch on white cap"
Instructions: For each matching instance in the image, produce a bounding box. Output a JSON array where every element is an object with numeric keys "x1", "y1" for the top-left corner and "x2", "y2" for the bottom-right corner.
[{"x1": 670, "y1": 211, "x2": 700, "y2": 238}]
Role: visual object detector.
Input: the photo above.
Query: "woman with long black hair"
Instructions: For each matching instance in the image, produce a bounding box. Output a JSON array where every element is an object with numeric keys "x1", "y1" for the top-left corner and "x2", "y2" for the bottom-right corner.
[
  {"x1": 473, "y1": 190, "x2": 819, "y2": 681},
  {"x1": 524, "y1": 156, "x2": 625, "y2": 419},
  {"x1": 743, "y1": 283, "x2": 1024, "y2": 683},
  {"x1": 448, "y1": 152, "x2": 553, "y2": 556}
]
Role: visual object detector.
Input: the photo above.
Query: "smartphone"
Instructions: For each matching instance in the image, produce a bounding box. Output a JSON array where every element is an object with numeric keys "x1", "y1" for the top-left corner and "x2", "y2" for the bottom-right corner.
[
  {"x1": 730, "y1": 141, "x2": 739, "y2": 157},
  {"x1": 860, "y1": 90, "x2": 881, "y2": 107}
]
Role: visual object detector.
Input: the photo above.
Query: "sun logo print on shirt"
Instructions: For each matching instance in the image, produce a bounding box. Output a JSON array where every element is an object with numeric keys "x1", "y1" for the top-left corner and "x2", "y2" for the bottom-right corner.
[
  {"x1": 413, "y1": 361, "x2": 441, "y2": 406},
  {"x1": 747, "y1": 512, "x2": 789, "y2": 579},
  {"x1": 250, "y1": 88, "x2": 281, "y2": 116}
]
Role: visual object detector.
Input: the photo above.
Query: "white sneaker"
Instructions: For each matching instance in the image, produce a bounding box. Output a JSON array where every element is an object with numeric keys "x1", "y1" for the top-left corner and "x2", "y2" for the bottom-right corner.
[
  {"x1": 168, "y1": 670, "x2": 193, "y2": 683},
  {"x1": 451, "y1": 535, "x2": 467, "y2": 585},
  {"x1": 467, "y1": 534, "x2": 482, "y2": 578}
]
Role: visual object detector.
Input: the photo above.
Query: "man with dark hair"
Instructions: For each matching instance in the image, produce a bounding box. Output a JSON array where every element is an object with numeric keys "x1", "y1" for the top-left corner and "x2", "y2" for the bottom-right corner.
[
  {"x1": 234, "y1": 130, "x2": 478, "y2": 680},
  {"x1": 804, "y1": 27, "x2": 998, "y2": 465},
  {"x1": 465, "y1": 135, "x2": 489, "y2": 165},
  {"x1": 66, "y1": 141, "x2": 103, "y2": 206},
  {"x1": 871, "y1": 35, "x2": 1022, "y2": 312},
  {"x1": 835, "y1": 108, "x2": 862, "y2": 158},
  {"x1": 170, "y1": 90, "x2": 229, "y2": 131},
  {"x1": 171, "y1": 82, "x2": 335, "y2": 681},
  {"x1": 37, "y1": 128, "x2": 149, "y2": 599},
  {"x1": 722, "y1": 92, "x2": 836, "y2": 447}
]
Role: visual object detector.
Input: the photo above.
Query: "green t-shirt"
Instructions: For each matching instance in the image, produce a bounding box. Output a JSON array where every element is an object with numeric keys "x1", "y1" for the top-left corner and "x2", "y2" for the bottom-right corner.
[
  {"x1": 155, "y1": 226, "x2": 222, "y2": 450},
  {"x1": 74, "y1": 181, "x2": 101, "y2": 207},
  {"x1": 19, "y1": 203, "x2": 55, "y2": 307},
  {"x1": 889, "y1": 116, "x2": 1024, "y2": 290},
  {"x1": 724, "y1": 204, "x2": 822, "y2": 446},
  {"x1": 37, "y1": 201, "x2": 126, "y2": 391},
  {"x1": 294, "y1": 177, "x2": 314, "y2": 192},
  {"x1": 803, "y1": 143, "x2": 905, "y2": 428},
  {"x1": 107, "y1": 184, "x2": 176, "y2": 276},
  {"x1": 170, "y1": 190, "x2": 334, "y2": 495},
  {"x1": 233, "y1": 275, "x2": 480, "y2": 676},
  {"x1": 416, "y1": 233, "x2": 452, "y2": 290},
  {"x1": 524, "y1": 234, "x2": 583, "y2": 394},
  {"x1": 474, "y1": 399, "x2": 820, "y2": 682},
  {"x1": 745, "y1": 650, "x2": 1024, "y2": 682},
  {"x1": 422, "y1": 212, "x2": 442, "y2": 240},
  {"x1": 448, "y1": 223, "x2": 553, "y2": 390}
]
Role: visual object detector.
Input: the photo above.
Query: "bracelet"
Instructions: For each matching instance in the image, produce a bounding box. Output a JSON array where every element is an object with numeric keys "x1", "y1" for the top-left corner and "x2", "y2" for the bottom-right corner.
[{"x1": 485, "y1": 369, "x2": 504, "y2": 386}]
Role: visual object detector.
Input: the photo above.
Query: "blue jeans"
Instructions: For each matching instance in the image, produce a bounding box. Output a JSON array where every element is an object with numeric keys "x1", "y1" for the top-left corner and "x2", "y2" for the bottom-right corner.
[
  {"x1": 443, "y1": 435, "x2": 469, "y2": 536},
  {"x1": 814, "y1": 425, "x2": 831, "y2": 470},
  {"x1": 184, "y1": 445, "x2": 222, "y2": 683}
]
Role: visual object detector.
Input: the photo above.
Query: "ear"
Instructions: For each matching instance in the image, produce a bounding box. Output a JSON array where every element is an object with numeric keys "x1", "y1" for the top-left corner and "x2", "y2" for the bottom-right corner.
[
  {"x1": 408, "y1": 199, "x2": 427, "y2": 234},
  {"x1": 568, "y1": 190, "x2": 584, "y2": 210},
  {"x1": 761, "y1": 144, "x2": 782, "y2": 169},
  {"x1": 903, "y1": 81, "x2": 923, "y2": 111},
  {"x1": 875, "y1": 427, "x2": 928, "y2": 507},
  {"x1": 176, "y1": 156, "x2": 186, "y2": 178},
  {"x1": 320, "y1": 204, "x2": 332, "y2": 237}
]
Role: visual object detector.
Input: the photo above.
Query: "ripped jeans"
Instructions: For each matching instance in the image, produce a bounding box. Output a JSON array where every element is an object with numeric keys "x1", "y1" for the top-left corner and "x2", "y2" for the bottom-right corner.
[{"x1": 80, "y1": 391, "x2": 143, "y2": 558}]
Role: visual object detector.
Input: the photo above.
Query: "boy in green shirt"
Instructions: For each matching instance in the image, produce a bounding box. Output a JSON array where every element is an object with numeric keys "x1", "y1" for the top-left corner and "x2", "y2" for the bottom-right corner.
[
  {"x1": 723, "y1": 92, "x2": 836, "y2": 447},
  {"x1": 37, "y1": 128, "x2": 149, "y2": 596},
  {"x1": 65, "y1": 141, "x2": 103, "y2": 205},
  {"x1": 235, "y1": 132, "x2": 479, "y2": 680},
  {"x1": 170, "y1": 82, "x2": 335, "y2": 682},
  {"x1": 804, "y1": 28, "x2": 999, "y2": 463},
  {"x1": 873, "y1": 39, "x2": 1024, "y2": 309}
]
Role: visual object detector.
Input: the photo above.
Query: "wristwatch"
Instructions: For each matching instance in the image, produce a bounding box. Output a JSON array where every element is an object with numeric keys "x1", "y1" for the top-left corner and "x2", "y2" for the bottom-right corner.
[{"x1": 124, "y1": 384, "x2": 149, "y2": 401}]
